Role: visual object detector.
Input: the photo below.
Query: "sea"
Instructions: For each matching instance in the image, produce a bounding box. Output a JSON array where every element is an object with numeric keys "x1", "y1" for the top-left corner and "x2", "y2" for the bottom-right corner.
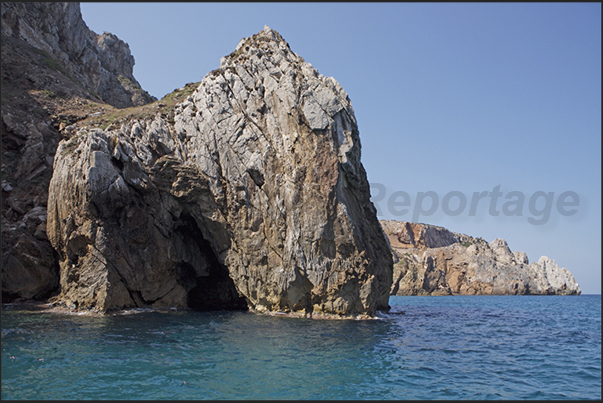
[{"x1": 1, "y1": 295, "x2": 600, "y2": 400}]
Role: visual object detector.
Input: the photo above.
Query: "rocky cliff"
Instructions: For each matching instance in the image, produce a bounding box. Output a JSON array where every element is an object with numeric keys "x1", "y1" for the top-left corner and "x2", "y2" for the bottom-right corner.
[
  {"x1": 45, "y1": 26, "x2": 393, "y2": 317},
  {"x1": 1, "y1": 2, "x2": 155, "y2": 108},
  {"x1": 3, "y1": 3, "x2": 580, "y2": 313},
  {"x1": 382, "y1": 220, "x2": 581, "y2": 296},
  {"x1": 1, "y1": 2, "x2": 155, "y2": 302}
]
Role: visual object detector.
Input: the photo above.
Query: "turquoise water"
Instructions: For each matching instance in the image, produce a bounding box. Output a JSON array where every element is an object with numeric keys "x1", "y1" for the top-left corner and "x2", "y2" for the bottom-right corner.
[{"x1": 1, "y1": 295, "x2": 600, "y2": 400}]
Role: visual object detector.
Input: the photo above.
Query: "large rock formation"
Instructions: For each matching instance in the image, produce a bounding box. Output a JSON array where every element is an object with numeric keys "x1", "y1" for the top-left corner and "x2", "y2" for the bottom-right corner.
[
  {"x1": 1, "y1": 2, "x2": 155, "y2": 302},
  {"x1": 382, "y1": 220, "x2": 581, "y2": 296},
  {"x1": 5, "y1": 3, "x2": 577, "y2": 312},
  {"x1": 45, "y1": 26, "x2": 393, "y2": 317}
]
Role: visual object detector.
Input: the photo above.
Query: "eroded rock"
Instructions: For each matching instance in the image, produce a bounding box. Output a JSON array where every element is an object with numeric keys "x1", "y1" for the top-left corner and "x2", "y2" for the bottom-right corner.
[
  {"x1": 1, "y1": 2, "x2": 156, "y2": 302},
  {"x1": 1, "y1": 2, "x2": 155, "y2": 108},
  {"x1": 47, "y1": 26, "x2": 393, "y2": 316},
  {"x1": 383, "y1": 220, "x2": 581, "y2": 296}
]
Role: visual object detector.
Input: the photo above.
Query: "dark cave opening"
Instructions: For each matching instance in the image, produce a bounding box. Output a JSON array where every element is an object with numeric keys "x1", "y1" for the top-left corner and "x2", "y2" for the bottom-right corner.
[
  {"x1": 110, "y1": 156, "x2": 124, "y2": 171},
  {"x1": 175, "y1": 214, "x2": 248, "y2": 312}
]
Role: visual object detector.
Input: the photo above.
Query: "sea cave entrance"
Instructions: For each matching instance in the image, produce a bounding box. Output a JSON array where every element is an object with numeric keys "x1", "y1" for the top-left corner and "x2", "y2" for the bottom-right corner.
[{"x1": 175, "y1": 214, "x2": 248, "y2": 312}]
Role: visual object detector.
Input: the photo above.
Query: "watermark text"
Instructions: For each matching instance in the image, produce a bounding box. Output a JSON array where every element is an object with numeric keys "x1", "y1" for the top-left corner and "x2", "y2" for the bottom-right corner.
[{"x1": 370, "y1": 184, "x2": 579, "y2": 225}]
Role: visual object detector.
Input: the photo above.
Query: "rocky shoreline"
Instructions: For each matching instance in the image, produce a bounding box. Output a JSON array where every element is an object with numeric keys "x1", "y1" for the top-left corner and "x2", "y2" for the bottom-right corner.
[
  {"x1": 1, "y1": 300, "x2": 383, "y2": 320},
  {"x1": 382, "y1": 220, "x2": 581, "y2": 296},
  {"x1": 1, "y1": 3, "x2": 582, "y2": 317}
]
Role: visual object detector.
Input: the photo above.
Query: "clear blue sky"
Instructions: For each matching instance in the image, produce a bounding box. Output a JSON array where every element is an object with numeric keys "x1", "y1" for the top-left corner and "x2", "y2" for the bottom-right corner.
[{"x1": 81, "y1": 3, "x2": 601, "y2": 294}]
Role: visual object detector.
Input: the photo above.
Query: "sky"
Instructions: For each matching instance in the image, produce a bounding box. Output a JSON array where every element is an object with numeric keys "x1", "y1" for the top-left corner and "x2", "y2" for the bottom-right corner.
[{"x1": 80, "y1": 3, "x2": 601, "y2": 294}]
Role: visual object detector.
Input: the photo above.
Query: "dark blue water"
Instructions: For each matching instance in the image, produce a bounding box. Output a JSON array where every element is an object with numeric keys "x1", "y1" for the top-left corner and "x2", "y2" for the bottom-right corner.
[{"x1": 2, "y1": 295, "x2": 600, "y2": 400}]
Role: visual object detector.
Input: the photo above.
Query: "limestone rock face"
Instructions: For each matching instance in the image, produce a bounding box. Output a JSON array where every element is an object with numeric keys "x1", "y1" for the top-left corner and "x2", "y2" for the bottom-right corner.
[
  {"x1": 1, "y1": 115, "x2": 60, "y2": 302},
  {"x1": 383, "y1": 220, "x2": 581, "y2": 296},
  {"x1": 1, "y1": 206, "x2": 58, "y2": 300},
  {"x1": 46, "y1": 27, "x2": 393, "y2": 316},
  {"x1": 1, "y1": 2, "x2": 155, "y2": 302},
  {"x1": 1, "y1": 2, "x2": 155, "y2": 108}
]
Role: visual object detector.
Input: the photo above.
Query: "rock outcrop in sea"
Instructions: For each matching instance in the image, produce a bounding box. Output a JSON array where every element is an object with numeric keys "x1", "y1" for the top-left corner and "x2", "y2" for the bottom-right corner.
[
  {"x1": 45, "y1": 26, "x2": 394, "y2": 317},
  {"x1": 2, "y1": 2, "x2": 582, "y2": 312},
  {"x1": 381, "y1": 220, "x2": 581, "y2": 296},
  {"x1": 1, "y1": 2, "x2": 155, "y2": 303}
]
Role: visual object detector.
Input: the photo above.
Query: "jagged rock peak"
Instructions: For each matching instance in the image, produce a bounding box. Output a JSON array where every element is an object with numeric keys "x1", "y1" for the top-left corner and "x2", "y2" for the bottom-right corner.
[
  {"x1": 46, "y1": 27, "x2": 393, "y2": 317},
  {"x1": 1, "y1": 2, "x2": 155, "y2": 108},
  {"x1": 227, "y1": 25, "x2": 290, "y2": 61}
]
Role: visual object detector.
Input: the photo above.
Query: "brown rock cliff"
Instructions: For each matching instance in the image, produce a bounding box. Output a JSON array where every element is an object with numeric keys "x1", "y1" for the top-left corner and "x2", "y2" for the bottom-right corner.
[{"x1": 381, "y1": 220, "x2": 581, "y2": 296}]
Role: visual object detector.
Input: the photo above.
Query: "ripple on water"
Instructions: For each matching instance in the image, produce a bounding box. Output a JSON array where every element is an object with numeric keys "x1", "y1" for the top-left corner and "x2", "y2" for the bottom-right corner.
[{"x1": 1, "y1": 295, "x2": 601, "y2": 400}]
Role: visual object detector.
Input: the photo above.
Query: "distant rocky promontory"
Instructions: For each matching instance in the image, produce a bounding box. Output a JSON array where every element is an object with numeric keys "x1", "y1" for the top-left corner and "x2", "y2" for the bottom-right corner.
[{"x1": 381, "y1": 220, "x2": 581, "y2": 296}]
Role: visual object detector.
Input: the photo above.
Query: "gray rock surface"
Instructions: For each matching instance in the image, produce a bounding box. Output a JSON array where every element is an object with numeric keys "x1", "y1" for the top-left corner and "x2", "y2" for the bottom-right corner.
[
  {"x1": 382, "y1": 220, "x2": 581, "y2": 296},
  {"x1": 1, "y1": 2, "x2": 155, "y2": 302},
  {"x1": 1, "y1": 2, "x2": 155, "y2": 108},
  {"x1": 46, "y1": 26, "x2": 393, "y2": 317}
]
